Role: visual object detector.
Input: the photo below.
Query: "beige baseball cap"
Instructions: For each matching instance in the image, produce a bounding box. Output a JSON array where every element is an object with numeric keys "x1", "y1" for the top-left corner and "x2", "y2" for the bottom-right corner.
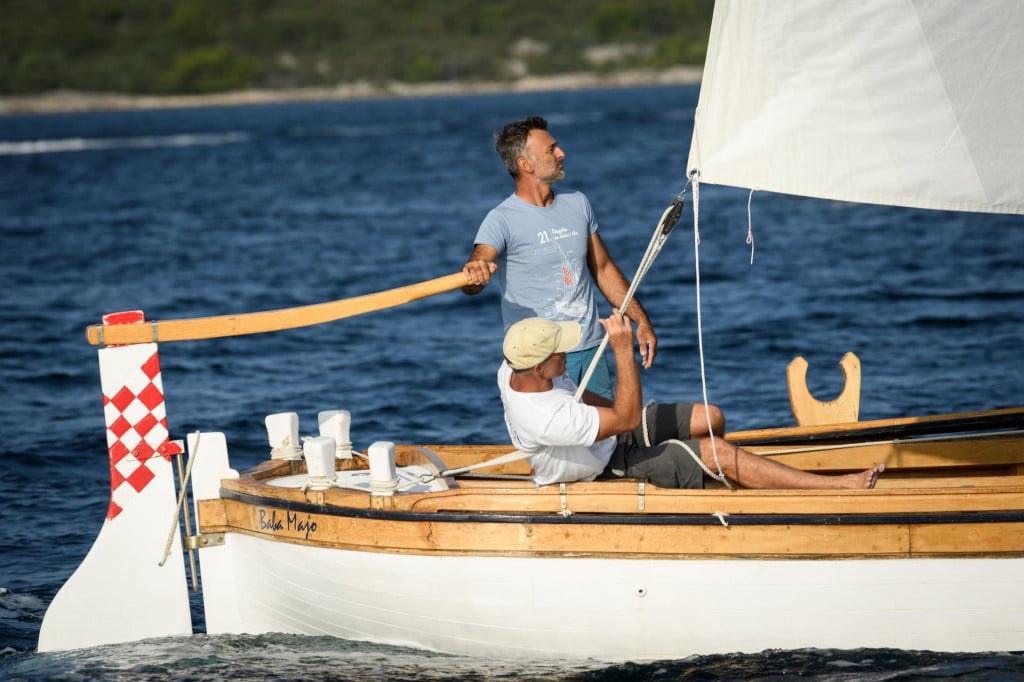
[{"x1": 503, "y1": 317, "x2": 582, "y2": 370}]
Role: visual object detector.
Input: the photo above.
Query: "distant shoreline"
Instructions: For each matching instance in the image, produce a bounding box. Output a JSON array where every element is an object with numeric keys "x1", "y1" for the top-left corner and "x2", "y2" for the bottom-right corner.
[{"x1": 0, "y1": 66, "x2": 701, "y2": 116}]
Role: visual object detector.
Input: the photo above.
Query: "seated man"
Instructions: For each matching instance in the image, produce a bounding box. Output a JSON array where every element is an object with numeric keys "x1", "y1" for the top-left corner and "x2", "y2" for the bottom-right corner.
[{"x1": 498, "y1": 314, "x2": 885, "y2": 489}]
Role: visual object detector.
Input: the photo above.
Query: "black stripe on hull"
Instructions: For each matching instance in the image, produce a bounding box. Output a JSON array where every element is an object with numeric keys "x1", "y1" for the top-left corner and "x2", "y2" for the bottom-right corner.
[{"x1": 221, "y1": 489, "x2": 1024, "y2": 527}]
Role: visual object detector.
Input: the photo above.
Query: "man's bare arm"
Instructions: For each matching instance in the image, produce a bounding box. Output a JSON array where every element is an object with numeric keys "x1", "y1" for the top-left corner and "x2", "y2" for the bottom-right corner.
[
  {"x1": 586, "y1": 233, "x2": 658, "y2": 368},
  {"x1": 593, "y1": 311, "x2": 642, "y2": 441},
  {"x1": 462, "y1": 243, "x2": 499, "y2": 294}
]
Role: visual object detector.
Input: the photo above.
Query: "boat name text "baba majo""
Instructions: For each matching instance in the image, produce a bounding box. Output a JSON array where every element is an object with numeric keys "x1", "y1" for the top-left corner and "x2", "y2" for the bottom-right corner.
[{"x1": 258, "y1": 508, "x2": 319, "y2": 539}]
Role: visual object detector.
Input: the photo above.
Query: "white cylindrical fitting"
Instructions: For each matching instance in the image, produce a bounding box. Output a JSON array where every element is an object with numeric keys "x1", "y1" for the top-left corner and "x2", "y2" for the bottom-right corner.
[
  {"x1": 367, "y1": 441, "x2": 398, "y2": 496},
  {"x1": 303, "y1": 436, "x2": 337, "y2": 490},
  {"x1": 265, "y1": 412, "x2": 301, "y2": 460},
  {"x1": 318, "y1": 410, "x2": 353, "y2": 459}
]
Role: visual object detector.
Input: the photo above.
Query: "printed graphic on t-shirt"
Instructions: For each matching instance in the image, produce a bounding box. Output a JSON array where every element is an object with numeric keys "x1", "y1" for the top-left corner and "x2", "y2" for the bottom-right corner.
[{"x1": 548, "y1": 233, "x2": 588, "y2": 320}]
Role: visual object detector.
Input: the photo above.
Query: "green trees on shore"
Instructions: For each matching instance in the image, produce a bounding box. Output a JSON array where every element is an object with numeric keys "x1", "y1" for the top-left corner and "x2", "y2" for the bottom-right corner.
[{"x1": 1, "y1": 0, "x2": 711, "y2": 95}]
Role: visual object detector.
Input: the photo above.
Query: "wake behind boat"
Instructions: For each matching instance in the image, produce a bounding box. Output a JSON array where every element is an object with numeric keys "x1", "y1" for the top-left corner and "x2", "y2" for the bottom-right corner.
[{"x1": 38, "y1": 0, "x2": 1024, "y2": 659}]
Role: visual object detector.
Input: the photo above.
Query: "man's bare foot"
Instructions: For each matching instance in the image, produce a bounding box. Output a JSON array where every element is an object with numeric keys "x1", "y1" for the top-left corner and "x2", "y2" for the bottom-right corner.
[
  {"x1": 859, "y1": 463, "x2": 885, "y2": 489},
  {"x1": 832, "y1": 462, "x2": 885, "y2": 489}
]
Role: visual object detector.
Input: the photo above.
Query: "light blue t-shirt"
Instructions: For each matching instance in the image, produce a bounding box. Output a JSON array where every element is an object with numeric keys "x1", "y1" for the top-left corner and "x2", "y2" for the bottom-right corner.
[{"x1": 473, "y1": 189, "x2": 603, "y2": 350}]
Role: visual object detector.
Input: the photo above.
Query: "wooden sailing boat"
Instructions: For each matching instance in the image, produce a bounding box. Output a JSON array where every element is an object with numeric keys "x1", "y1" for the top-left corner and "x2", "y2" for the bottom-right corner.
[{"x1": 39, "y1": 0, "x2": 1024, "y2": 659}]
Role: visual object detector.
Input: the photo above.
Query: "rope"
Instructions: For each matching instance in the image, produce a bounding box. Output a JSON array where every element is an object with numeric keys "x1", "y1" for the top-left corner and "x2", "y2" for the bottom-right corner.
[
  {"x1": 640, "y1": 399, "x2": 732, "y2": 488},
  {"x1": 575, "y1": 185, "x2": 689, "y2": 401},
  {"x1": 159, "y1": 431, "x2": 201, "y2": 567},
  {"x1": 664, "y1": 438, "x2": 730, "y2": 486},
  {"x1": 438, "y1": 449, "x2": 535, "y2": 478},
  {"x1": 271, "y1": 444, "x2": 303, "y2": 459},
  {"x1": 689, "y1": 172, "x2": 730, "y2": 487},
  {"x1": 302, "y1": 476, "x2": 335, "y2": 492},
  {"x1": 640, "y1": 398, "x2": 657, "y2": 446},
  {"x1": 640, "y1": 398, "x2": 730, "y2": 486},
  {"x1": 746, "y1": 188, "x2": 756, "y2": 265}
]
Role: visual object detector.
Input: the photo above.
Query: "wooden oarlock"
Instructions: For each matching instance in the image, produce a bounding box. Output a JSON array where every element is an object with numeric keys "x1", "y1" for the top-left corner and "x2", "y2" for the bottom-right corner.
[{"x1": 787, "y1": 352, "x2": 862, "y2": 426}]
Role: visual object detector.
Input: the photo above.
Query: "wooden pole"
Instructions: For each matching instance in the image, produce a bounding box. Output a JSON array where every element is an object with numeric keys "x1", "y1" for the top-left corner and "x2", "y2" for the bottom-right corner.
[
  {"x1": 86, "y1": 272, "x2": 470, "y2": 346},
  {"x1": 728, "y1": 407, "x2": 1024, "y2": 446}
]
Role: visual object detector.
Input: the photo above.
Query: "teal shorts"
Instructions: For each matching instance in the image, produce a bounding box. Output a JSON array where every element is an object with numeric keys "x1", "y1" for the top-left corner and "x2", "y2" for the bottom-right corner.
[{"x1": 564, "y1": 346, "x2": 613, "y2": 400}]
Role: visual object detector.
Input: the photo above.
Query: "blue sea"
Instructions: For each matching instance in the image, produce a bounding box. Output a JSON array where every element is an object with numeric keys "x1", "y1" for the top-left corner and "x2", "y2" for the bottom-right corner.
[{"x1": 1, "y1": 85, "x2": 1021, "y2": 680}]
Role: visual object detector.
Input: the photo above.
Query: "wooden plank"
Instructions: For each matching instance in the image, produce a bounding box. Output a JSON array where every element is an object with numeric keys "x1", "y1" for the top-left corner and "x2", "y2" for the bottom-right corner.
[
  {"x1": 196, "y1": 498, "x2": 228, "y2": 529},
  {"x1": 402, "y1": 485, "x2": 1024, "y2": 516},
  {"x1": 911, "y1": 522, "x2": 1024, "y2": 555},
  {"x1": 398, "y1": 444, "x2": 528, "y2": 475},
  {"x1": 876, "y1": 475, "x2": 1024, "y2": 489},
  {"x1": 202, "y1": 497, "x2": 1024, "y2": 558}
]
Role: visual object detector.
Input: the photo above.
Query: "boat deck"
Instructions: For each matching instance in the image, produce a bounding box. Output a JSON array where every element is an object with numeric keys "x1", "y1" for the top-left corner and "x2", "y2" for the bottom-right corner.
[{"x1": 196, "y1": 416, "x2": 1024, "y2": 560}]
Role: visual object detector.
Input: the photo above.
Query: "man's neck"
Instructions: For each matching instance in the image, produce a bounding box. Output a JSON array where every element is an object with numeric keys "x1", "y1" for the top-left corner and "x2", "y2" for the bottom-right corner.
[
  {"x1": 509, "y1": 371, "x2": 553, "y2": 393},
  {"x1": 514, "y1": 180, "x2": 556, "y2": 207}
]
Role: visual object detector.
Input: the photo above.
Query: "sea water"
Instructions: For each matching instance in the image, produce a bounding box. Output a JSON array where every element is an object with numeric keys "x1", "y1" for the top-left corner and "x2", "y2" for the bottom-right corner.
[{"x1": 1, "y1": 86, "x2": 1021, "y2": 680}]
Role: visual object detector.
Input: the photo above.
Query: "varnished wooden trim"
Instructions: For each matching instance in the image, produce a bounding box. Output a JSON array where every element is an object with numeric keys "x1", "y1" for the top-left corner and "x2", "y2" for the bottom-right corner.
[
  {"x1": 198, "y1": 495, "x2": 1024, "y2": 559},
  {"x1": 217, "y1": 488, "x2": 1024, "y2": 527},
  {"x1": 218, "y1": 483, "x2": 1024, "y2": 524}
]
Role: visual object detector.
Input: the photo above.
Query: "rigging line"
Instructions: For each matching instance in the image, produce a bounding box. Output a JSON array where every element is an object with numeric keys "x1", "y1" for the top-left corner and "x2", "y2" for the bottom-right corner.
[
  {"x1": 159, "y1": 432, "x2": 201, "y2": 568},
  {"x1": 690, "y1": 171, "x2": 728, "y2": 484},
  {"x1": 437, "y1": 449, "x2": 535, "y2": 478},
  {"x1": 746, "y1": 188, "x2": 755, "y2": 264},
  {"x1": 575, "y1": 182, "x2": 690, "y2": 401},
  {"x1": 639, "y1": 401, "x2": 729, "y2": 486}
]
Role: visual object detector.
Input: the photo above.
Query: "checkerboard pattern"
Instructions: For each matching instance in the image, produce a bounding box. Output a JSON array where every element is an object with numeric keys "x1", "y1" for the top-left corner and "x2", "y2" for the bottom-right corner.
[{"x1": 102, "y1": 349, "x2": 181, "y2": 520}]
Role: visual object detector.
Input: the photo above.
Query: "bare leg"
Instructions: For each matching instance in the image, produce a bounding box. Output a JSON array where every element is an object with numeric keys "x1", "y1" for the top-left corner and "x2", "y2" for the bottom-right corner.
[
  {"x1": 699, "y1": 437, "x2": 883, "y2": 489},
  {"x1": 689, "y1": 403, "x2": 726, "y2": 438}
]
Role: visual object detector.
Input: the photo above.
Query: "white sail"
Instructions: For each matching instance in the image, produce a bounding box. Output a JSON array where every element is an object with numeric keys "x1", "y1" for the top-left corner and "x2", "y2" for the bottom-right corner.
[{"x1": 687, "y1": 0, "x2": 1024, "y2": 215}]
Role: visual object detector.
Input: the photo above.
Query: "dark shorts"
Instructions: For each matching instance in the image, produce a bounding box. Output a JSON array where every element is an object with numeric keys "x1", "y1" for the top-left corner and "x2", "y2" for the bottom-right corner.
[{"x1": 600, "y1": 402, "x2": 704, "y2": 489}]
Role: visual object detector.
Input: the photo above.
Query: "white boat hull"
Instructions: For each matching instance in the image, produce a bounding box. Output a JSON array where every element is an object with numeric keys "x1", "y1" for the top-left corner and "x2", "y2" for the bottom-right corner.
[{"x1": 199, "y1": 532, "x2": 1024, "y2": 659}]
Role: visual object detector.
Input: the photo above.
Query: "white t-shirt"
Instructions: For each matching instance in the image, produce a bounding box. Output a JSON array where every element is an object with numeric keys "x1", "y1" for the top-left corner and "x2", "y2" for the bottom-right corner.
[{"x1": 497, "y1": 361, "x2": 616, "y2": 485}]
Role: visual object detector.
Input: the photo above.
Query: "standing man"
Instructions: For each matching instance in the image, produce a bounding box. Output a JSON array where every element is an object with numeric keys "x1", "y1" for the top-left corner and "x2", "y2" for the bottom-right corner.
[{"x1": 462, "y1": 116, "x2": 657, "y2": 402}]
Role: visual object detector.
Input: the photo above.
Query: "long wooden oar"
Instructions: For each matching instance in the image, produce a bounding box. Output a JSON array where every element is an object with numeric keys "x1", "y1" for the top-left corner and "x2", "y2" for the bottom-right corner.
[
  {"x1": 86, "y1": 271, "x2": 469, "y2": 346},
  {"x1": 728, "y1": 407, "x2": 1024, "y2": 447}
]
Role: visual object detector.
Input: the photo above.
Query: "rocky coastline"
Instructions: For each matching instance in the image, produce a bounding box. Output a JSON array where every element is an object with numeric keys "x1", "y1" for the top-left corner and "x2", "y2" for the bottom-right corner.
[{"x1": 0, "y1": 66, "x2": 701, "y2": 116}]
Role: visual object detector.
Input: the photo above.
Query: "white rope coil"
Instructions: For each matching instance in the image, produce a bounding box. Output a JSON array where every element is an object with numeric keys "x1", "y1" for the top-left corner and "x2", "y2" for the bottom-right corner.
[{"x1": 270, "y1": 444, "x2": 302, "y2": 460}]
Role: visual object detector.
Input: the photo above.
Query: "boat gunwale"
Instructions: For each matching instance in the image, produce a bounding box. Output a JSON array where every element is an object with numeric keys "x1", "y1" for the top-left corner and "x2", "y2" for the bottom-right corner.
[{"x1": 216, "y1": 486, "x2": 1024, "y2": 527}]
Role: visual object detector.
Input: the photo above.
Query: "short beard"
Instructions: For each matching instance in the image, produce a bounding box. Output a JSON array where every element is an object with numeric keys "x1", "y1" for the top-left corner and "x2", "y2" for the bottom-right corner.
[{"x1": 540, "y1": 167, "x2": 565, "y2": 184}]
